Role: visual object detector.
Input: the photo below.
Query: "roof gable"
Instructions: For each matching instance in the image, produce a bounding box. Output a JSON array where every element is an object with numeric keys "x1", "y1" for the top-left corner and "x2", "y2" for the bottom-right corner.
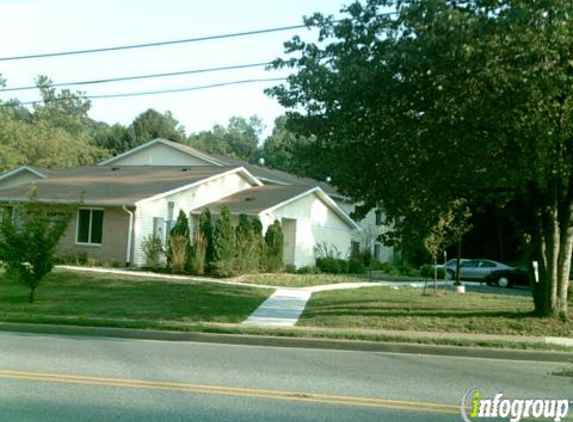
[
  {"x1": 0, "y1": 165, "x2": 47, "y2": 190},
  {"x1": 99, "y1": 138, "x2": 224, "y2": 167}
]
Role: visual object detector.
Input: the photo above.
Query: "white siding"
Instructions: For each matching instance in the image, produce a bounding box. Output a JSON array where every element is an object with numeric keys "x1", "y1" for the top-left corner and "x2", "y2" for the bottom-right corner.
[
  {"x1": 110, "y1": 143, "x2": 215, "y2": 166},
  {"x1": 260, "y1": 193, "x2": 355, "y2": 268},
  {"x1": 0, "y1": 171, "x2": 42, "y2": 190},
  {"x1": 132, "y1": 172, "x2": 254, "y2": 265}
]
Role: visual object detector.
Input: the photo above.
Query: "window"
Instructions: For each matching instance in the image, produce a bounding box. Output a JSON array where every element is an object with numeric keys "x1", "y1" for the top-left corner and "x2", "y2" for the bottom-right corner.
[
  {"x1": 479, "y1": 260, "x2": 496, "y2": 268},
  {"x1": 77, "y1": 209, "x2": 104, "y2": 245},
  {"x1": 374, "y1": 243, "x2": 381, "y2": 260},
  {"x1": 375, "y1": 210, "x2": 383, "y2": 226}
]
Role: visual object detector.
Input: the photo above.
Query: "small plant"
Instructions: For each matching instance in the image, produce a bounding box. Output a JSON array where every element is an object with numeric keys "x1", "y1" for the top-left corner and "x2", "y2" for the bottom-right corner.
[
  {"x1": 193, "y1": 231, "x2": 207, "y2": 276},
  {"x1": 141, "y1": 234, "x2": 164, "y2": 268},
  {"x1": 314, "y1": 242, "x2": 341, "y2": 259},
  {"x1": 169, "y1": 234, "x2": 189, "y2": 274},
  {"x1": 284, "y1": 264, "x2": 297, "y2": 273}
]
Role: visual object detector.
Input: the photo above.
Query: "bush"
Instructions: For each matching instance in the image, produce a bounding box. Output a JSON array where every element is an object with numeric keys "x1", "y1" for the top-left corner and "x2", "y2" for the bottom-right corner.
[
  {"x1": 192, "y1": 231, "x2": 207, "y2": 276},
  {"x1": 296, "y1": 265, "x2": 321, "y2": 274},
  {"x1": 212, "y1": 206, "x2": 236, "y2": 277},
  {"x1": 284, "y1": 264, "x2": 297, "y2": 273},
  {"x1": 420, "y1": 264, "x2": 445, "y2": 279},
  {"x1": 347, "y1": 258, "x2": 365, "y2": 274},
  {"x1": 235, "y1": 214, "x2": 257, "y2": 274},
  {"x1": 316, "y1": 257, "x2": 343, "y2": 274},
  {"x1": 251, "y1": 217, "x2": 266, "y2": 272},
  {"x1": 141, "y1": 234, "x2": 164, "y2": 268},
  {"x1": 169, "y1": 234, "x2": 189, "y2": 274},
  {"x1": 264, "y1": 220, "x2": 284, "y2": 272}
]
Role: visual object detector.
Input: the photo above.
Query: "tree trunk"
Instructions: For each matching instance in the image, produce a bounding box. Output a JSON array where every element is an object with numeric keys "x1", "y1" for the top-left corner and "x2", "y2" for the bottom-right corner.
[
  {"x1": 532, "y1": 198, "x2": 571, "y2": 319},
  {"x1": 28, "y1": 286, "x2": 36, "y2": 304},
  {"x1": 454, "y1": 239, "x2": 462, "y2": 286}
]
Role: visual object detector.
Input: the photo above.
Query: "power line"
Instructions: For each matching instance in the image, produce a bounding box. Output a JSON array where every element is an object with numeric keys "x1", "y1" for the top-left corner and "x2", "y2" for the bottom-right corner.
[
  {"x1": 0, "y1": 24, "x2": 309, "y2": 62},
  {"x1": 4, "y1": 77, "x2": 287, "y2": 106},
  {"x1": 0, "y1": 62, "x2": 272, "y2": 92}
]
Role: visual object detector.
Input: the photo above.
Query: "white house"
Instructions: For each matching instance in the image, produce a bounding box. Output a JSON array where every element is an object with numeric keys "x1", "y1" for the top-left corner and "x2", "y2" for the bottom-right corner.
[{"x1": 0, "y1": 138, "x2": 382, "y2": 267}]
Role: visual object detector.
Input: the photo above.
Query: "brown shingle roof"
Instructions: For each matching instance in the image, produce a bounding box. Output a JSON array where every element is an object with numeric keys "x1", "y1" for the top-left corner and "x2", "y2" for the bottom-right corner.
[
  {"x1": 0, "y1": 166, "x2": 240, "y2": 206},
  {"x1": 191, "y1": 185, "x2": 314, "y2": 215}
]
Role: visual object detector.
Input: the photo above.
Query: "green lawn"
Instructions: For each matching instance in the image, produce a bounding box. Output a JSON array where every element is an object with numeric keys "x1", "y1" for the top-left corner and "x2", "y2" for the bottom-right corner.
[
  {"x1": 298, "y1": 286, "x2": 573, "y2": 337},
  {"x1": 0, "y1": 269, "x2": 272, "y2": 326},
  {"x1": 238, "y1": 273, "x2": 373, "y2": 287}
]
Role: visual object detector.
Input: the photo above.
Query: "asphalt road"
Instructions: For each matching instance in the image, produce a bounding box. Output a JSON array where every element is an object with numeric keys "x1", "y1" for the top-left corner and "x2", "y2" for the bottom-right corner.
[{"x1": 0, "y1": 332, "x2": 571, "y2": 422}]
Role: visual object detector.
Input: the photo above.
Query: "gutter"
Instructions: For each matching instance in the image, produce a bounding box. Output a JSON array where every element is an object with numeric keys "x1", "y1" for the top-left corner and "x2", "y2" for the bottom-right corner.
[{"x1": 122, "y1": 206, "x2": 135, "y2": 267}]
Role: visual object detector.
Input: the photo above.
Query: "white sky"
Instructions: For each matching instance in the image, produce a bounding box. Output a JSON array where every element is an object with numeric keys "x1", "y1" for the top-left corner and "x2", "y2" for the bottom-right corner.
[{"x1": 0, "y1": 0, "x2": 349, "y2": 137}]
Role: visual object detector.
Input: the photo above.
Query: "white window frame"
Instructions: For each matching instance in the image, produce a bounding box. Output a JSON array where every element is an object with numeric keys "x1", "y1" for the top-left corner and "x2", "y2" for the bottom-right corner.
[{"x1": 76, "y1": 208, "x2": 104, "y2": 246}]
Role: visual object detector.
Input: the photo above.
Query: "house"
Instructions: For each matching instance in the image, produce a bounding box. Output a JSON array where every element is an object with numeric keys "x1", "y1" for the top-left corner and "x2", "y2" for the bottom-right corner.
[{"x1": 0, "y1": 138, "x2": 390, "y2": 267}]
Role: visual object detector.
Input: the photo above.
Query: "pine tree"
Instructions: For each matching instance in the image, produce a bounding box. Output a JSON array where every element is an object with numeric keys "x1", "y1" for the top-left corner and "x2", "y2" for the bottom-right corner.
[
  {"x1": 264, "y1": 220, "x2": 284, "y2": 272},
  {"x1": 198, "y1": 209, "x2": 214, "y2": 272},
  {"x1": 212, "y1": 206, "x2": 236, "y2": 277},
  {"x1": 235, "y1": 214, "x2": 256, "y2": 273},
  {"x1": 251, "y1": 217, "x2": 266, "y2": 272}
]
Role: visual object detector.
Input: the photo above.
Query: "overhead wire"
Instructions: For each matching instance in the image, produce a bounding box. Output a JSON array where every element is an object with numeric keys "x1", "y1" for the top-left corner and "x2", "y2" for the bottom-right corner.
[{"x1": 3, "y1": 77, "x2": 287, "y2": 106}]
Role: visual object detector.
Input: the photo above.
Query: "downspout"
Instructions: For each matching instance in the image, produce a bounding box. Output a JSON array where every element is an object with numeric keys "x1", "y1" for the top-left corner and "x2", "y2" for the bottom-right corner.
[{"x1": 123, "y1": 206, "x2": 134, "y2": 267}]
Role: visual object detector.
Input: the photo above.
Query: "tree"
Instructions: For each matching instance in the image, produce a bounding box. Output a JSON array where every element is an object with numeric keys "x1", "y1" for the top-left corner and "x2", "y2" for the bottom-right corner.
[
  {"x1": 198, "y1": 209, "x2": 214, "y2": 273},
  {"x1": 131, "y1": 109, "x2": 186, "y2": 146},
  {"x1": 423, "y1": 201, "x2": 472, "y2": 289},
  {"x1": 188, "y1": 116, "x2": 263, "y2": 161},
  {"x1": 259, "y1": 115, "x2": 313, "y2": 174},
  {"x1": 0, "y1": 77, "x2": 108, "y2": 171},
  {"x1": 264, "y1": 220, "x2": 284, "y2": 272},
  {"x1": 269, "y1": 0, "x2": 573, "y2": 318},
  {"x1": 212, "y1": 206, "x2": 236, "y2": 276},
  {"x1": 251, "y1": 217, "x2": 266, "y2": 272},
  {"x1": 235, "y1": 214, "x2": 256, "y2": 273},
  {"x1": 0, "y1": 190, "x2": 75, "y2": 303}
]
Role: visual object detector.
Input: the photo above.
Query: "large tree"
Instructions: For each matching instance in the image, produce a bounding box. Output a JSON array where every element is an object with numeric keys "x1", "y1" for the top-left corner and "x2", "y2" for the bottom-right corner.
[{"x1": 269, "y1": 0, "x2": 573, "y2": 318}]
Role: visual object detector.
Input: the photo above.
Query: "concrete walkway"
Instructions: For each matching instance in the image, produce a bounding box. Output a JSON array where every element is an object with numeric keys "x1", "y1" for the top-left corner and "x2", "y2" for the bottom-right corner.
[{"x1": 243, "y1": 289, "x2": 312, "y2": 327}]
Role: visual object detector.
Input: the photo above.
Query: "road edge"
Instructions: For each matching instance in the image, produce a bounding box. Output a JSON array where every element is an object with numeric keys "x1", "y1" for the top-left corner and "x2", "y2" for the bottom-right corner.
[{"x1": 0, "y1": 322, "x2": 571, "y2": 363}]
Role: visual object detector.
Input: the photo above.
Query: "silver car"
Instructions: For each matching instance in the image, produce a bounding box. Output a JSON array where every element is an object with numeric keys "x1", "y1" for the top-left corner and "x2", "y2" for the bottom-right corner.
[{"x1": 447, "y1": 259, "x2": 514, "y2": 281}]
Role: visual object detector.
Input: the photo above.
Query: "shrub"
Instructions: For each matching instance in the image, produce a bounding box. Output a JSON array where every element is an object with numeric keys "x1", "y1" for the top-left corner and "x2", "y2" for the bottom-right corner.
[
  {"x1": 316, "y1": 257, "x2": 343, "y2": 274},
  {"x1": 235, "y1": 214, "x2": 257, "y2": 273},
  {"x1": 212, "y1": 206, "x2": 236, "y2": 277},
  {"x1": 284, "y1": 264, "x2": 297, "y2": 273},
  {"x1": 264, "y1": 220, "x2": 284, "y2": 272},
  {"x1": 167, "y1": 210, "x2": 192, "y2": 272},
  {"x1": 141, "y1": 234, "x2": 164, "y2": 268},
  {"x1": 251, "y1": 217, "x2": 266, "y2": 272},
  {"x1": 193, "y1": 231, "x2": 207, "y2": 276},
  {"x1": 296, "y1": 265, "x2": 321, "y2": 274},
  {"x1": 347, "y1": 258, "x2": 365, "y2": 274},
  {"x1": 198, "y1": 209, "x2": 214, "y2": 272},
  {"x1": 420, "y1": 264, "x2": 445, "y2": 279},
  {"x1": 169, "y1": 234, "x2": 189, "y2": 274}
]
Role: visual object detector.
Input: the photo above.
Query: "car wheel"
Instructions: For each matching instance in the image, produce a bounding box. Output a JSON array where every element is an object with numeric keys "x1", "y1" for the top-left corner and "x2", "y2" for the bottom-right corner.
[
  {"x1": 497, "y1": 276, "x2": 511, "y2": 288},
  {"x1": 446, "y1": 270, "x2": 455, "y2": 280}
]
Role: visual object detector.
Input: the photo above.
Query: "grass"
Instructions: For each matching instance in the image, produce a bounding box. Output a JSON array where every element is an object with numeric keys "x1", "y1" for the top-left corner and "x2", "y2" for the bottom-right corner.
[
  {"x1": 237, "y1": 273, "x2": 370, "y2": 287},
  {"x1": 0, "y1": 269, "x2": 272, "y2": 325},
  {"x1": 298, "y1": 286, "x2": 573, "y2": 337}
]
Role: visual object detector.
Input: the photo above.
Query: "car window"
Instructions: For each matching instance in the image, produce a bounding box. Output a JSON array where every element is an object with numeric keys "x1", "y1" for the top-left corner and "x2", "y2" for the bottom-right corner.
[
  {"x1": 461, "y1": 261, "x2": 479, "y2": 268},
  {"x1": 479, "y1": 261, "x2": 496, "y2": 268}
]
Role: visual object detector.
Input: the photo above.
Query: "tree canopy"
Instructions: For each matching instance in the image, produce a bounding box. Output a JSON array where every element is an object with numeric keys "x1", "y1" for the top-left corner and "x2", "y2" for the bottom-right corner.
[{"x1": 269, "y1": 0, "x2": 573, "y2": 317}]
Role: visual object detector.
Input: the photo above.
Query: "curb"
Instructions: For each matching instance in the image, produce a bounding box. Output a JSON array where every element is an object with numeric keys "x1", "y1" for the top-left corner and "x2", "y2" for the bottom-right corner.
[{"x1": 0, "y1": 322, "x2": 571, "y2": 363}]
